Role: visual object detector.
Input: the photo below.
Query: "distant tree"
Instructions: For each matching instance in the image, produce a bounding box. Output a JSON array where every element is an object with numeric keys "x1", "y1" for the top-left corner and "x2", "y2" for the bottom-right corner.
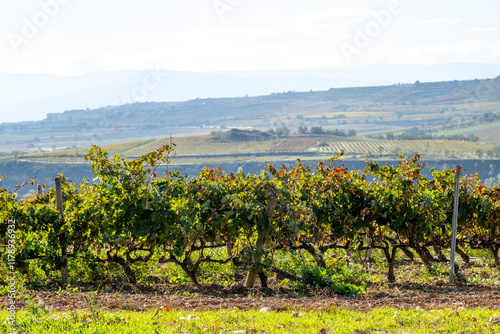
[
  {"x1": 378, "y1": 146, "x2": 384, "y2": 156},
  {"x1": 275, "y1": 126, "x2": 290, "y2": 138},
  {"x1": 494, "y1": 145, "x2": 500, "y2": 158},
  {"x1": 483, "y1": 112, "x2": 493, "y2": 121},
  {"x1": 298, "y1": 126, "x2": 308, "y2": 134},
  {"x1": 386, "y1": 133, "x2": 395, "y2": 140},
  {"x1": 11, "y1": 151, "x2": 22, "y2": 158},
  {"x1": 268, "y1": 126, "x2": 289, "y2": 138},
  {"x1": 476, "y1": 148, "x2": 484, "y2": 159},
  {"x1": 310, "y1": 126, "x2": 325, "y2": 134},
  {"x1": 348, "y1": 129, "x2": 357, "y2": 137}
]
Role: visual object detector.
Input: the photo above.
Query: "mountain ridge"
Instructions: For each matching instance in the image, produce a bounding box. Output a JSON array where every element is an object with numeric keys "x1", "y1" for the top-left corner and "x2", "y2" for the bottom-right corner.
[{"x1": 2, "y1": 63, "x2": 500, "y2": 123}]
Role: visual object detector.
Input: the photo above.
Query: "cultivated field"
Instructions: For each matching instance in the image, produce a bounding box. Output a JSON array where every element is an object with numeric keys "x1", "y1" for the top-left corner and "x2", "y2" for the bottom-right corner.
[{"x1": 4, "y1": 134, "x2": 499, "y2": 165}]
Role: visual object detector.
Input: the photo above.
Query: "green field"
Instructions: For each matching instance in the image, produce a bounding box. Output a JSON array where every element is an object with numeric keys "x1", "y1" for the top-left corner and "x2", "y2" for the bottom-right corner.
[
  {"x1": 3, "y1": 308, "x2": 500, "y2": 333},
  {"x1": 437, "y1": 120, "x2": 500, "y2": 136}
]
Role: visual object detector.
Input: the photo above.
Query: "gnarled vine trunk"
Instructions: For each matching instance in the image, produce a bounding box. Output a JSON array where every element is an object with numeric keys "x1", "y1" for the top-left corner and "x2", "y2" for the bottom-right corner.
[{"x1": 244, "y1": 195, "x2": 278, "y2": 288}]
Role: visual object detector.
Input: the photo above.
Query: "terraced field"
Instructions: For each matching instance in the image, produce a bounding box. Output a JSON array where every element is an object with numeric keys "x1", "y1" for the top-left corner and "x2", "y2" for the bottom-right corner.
[
  {"x1": 272, "y1": 138, "x2": 319, "y2": 151},
  {"x1": 315, "y1": 139, "x2": 497, "y2": 156},
  {"x1": 150, "y1": 136, "x2": 279, "y2": 155}
]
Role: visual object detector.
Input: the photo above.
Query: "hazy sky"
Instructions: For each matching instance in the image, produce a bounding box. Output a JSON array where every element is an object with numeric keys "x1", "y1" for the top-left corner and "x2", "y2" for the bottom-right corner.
[{"x1": 1, "y1": 0, "x2": 499, "y2": 76}]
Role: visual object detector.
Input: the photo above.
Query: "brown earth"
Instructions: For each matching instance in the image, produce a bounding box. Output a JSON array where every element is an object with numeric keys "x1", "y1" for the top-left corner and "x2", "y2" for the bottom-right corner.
[{"x1": 2, "y1": 282, "x2": 499, "y2": 313}]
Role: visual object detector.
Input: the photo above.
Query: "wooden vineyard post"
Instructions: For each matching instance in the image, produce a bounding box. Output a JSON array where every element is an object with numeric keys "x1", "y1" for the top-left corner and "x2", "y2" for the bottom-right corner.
[
  {"x1": 361, "y1": 174, "x2": 372, "y2": 263},
  {"x1": 37, "y1": 184, "x2": 43, "y2": 196},
  {"x1": 449, "y1": 165, "x2": 461, "y2": 284},
  {"x1": 55, "y1": 177, "x2": 69, "y2": 283}
]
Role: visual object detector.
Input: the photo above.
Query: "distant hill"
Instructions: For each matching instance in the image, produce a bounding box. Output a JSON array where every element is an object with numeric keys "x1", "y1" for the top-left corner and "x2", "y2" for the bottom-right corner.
[
  {"x1": 1, "y1": 75, "x2": 499, "y2": 154},
  {"x1": 2, "y1": 63, "x2": 500, "y2": 122}
]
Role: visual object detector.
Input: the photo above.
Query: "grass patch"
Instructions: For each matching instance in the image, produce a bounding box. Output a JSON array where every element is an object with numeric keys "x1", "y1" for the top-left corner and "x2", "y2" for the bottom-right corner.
[
  {"x1": 437, "y1": 120, "x2": 500, "y2": 136},
  {"x1": 2, "y1": 307, "x2": 500, "y2": 333}
]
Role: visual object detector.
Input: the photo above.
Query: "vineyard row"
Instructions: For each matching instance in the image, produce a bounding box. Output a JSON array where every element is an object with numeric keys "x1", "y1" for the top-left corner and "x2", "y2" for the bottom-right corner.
[{"x1": 0, "y1": 144, "x2": 499, "y2": 287}]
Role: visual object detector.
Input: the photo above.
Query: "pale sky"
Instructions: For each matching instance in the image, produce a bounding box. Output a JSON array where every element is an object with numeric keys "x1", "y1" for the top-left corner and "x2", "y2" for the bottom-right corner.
[{"x1": 1, "y1": 0, "x2": 499, "y2": 76}]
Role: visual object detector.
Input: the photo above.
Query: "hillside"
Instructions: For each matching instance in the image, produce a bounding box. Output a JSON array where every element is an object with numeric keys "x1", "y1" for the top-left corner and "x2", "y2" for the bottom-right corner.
[
  {"x1": 3, "y1": 63, "x2": 500, "y2": 123},
  {"x1": 1, "y1": 76, "x2": 499, "y2": 156},
  {"x1": 7, "y1": 130, "x2": 499, "y2": 165}
]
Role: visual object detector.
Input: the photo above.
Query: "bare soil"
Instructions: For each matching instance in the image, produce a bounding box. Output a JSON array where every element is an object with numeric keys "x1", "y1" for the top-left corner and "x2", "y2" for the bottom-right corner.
[{"x1": 2, "y1": 282, "x2": 500, "y2": 313}]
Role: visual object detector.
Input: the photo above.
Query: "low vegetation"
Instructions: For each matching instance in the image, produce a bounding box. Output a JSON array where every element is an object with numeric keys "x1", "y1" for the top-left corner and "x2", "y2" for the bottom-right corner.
[{"x1": 2, "y1": 306, "x2": 500, "y2": 333}]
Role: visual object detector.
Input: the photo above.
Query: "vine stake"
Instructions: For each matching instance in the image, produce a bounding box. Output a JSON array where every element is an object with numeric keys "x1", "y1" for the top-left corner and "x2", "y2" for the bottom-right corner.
[{"x1": 449, "y1": 165, "x2": 461, "y2": 284}]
